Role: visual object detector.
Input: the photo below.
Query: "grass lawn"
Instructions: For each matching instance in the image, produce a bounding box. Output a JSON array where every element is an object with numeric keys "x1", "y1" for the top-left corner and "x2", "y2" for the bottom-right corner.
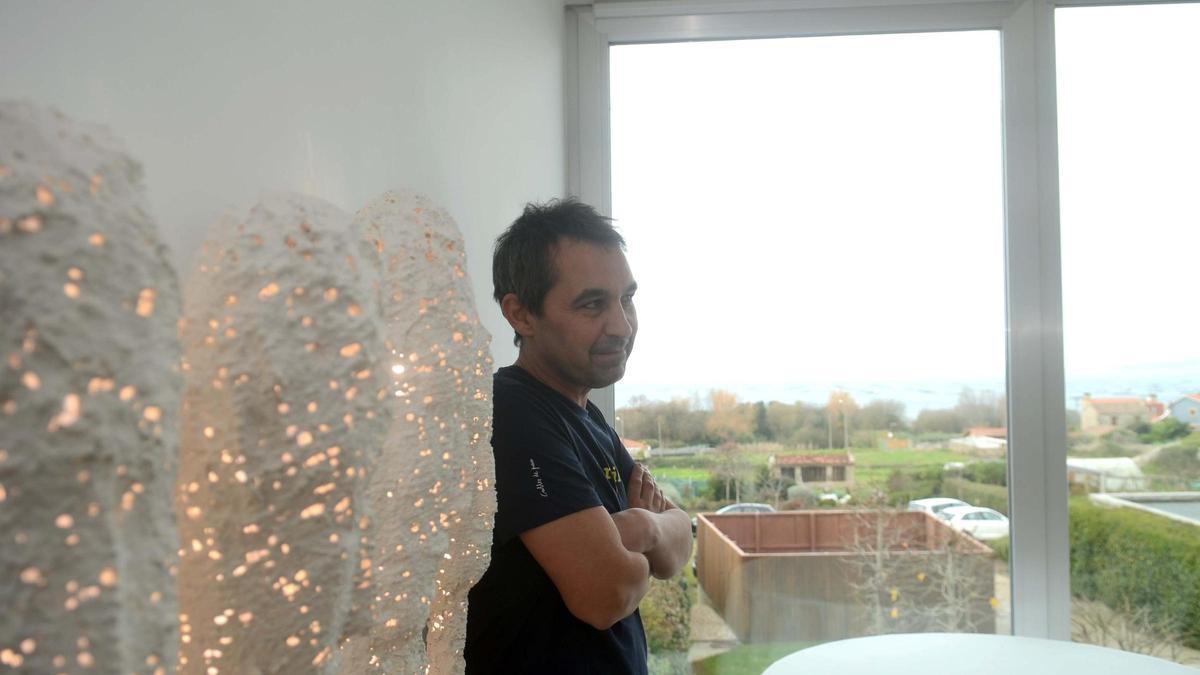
[
  {"x1": 655, "y1": 466, "x2": 713, "y2": 481},
  {"x1": 691, "y1": 641, "x2": 817, "y2": 675}
]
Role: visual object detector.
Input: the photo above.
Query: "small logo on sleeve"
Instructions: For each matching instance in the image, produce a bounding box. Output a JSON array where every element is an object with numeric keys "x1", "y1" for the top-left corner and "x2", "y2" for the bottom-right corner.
[{"x1": 530, "y1": 459, "x2": 548, "y2": 498}]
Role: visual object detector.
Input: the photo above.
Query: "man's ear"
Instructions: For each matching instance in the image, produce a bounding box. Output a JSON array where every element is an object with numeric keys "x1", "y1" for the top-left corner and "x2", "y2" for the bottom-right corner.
[{"x1": 500, "y1": 293, "x2": 535, "y2": 343}]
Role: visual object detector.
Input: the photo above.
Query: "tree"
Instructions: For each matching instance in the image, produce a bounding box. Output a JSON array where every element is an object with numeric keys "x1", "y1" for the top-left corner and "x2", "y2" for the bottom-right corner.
[
  {"x1": 753, "y1": 401, "x2": 772, "y2": 441},
  {"x1": 711, "y1": 441, "x2": 751, "y2": 502},
  {"x1": 858, "y1": 399, "x2": 907, "y2": 431},
  {"x1": 913, "y1": 408, "x2": 964, "y2": 435},
  {"x1": 825, "y1": 390, "x2": 859, "y2": 448},
  {"x1": 705, "y1": 389, "x2": 753, "y2": 442}
]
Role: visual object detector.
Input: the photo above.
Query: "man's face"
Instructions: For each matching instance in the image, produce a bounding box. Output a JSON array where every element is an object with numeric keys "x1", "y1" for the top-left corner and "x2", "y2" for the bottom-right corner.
[{"x1": 525, "y1": 238, "x2": 637, "y2": 393}]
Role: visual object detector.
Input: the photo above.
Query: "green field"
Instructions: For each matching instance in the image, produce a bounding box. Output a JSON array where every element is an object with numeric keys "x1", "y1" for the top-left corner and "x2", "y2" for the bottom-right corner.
[{"x1": 692, "y1": 641, "x2": 817, "y2": 675}]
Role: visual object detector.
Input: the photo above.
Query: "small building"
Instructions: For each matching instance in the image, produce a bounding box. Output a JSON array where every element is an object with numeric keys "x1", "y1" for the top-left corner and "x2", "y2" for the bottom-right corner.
[
  {"x1": 967, "y1": 427, "x2": 1007, "y2": 439},
  {"x1": 1162, "y1": 394, "x2": 1200, "y2": 428},
  {"x1": 620, "y1": 437, "x2": 650, "y2": 461},
  {"x1": 1066, "y1": 457, "x2": 1148, "y2": 492},
  {"x1": 769, "y1": 453, "x2": 855, "y2": 486},
  {"x1": 949, "y1": 434, "x2": 1007, "y2": 458},
  {"x1": 1080, "y1": 394, "x2": 1163, "y2": 431}
]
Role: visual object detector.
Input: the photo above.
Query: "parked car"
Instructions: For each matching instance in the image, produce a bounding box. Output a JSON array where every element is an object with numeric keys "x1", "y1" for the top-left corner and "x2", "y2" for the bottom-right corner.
[
  {"x1": 906, "y1": 497, "x2": 969, "y2": 520},
  {"x1": 692, "y1": 502, "x2": 776, "y2": 534},
  {"x1": 940, "y1": 505, "x2": 1010, "y2": 540}
]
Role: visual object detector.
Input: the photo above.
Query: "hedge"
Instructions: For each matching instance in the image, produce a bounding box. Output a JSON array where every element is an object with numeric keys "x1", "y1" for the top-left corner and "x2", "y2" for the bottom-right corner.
[
  {"x1": 641, "y1": 574, "x2": 693, "y2": 675},
  {"x1": 943, "y1": 477, "x2": 1008, "y2": 515},
  {"x1": 1070, "y1": 498, "x2": 1200, "y2": 648}
]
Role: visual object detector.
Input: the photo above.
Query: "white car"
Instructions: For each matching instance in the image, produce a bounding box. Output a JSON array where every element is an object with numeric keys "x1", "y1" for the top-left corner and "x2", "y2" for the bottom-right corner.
[
  {"x1": 906, "y1": 497, "x2": 968, "y2": 520},
  {"x1": 940, "y1": 506, "x2": 1010, "y2": 540}
]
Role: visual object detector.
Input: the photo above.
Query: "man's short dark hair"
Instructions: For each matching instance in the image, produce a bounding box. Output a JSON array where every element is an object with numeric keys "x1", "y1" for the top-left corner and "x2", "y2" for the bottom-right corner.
[{"x1": 493, "y1": 198, "x2": 625, "y2": 346}]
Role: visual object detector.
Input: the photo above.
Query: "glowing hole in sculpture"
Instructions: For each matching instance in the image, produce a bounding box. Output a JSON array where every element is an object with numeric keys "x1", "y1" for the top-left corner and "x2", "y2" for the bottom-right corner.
[
  {"x1": 339, "y1": 343, "x2": 361, "y2": 358},
  {"x1": 67, "y1": 266, "x2": 83, "y2": 281},
  {"x1": 88, "y1": 232, "x2": 105, "y2": 247},
  {"x1": 98, "y1": 567, "x2": 118, "y2": 587},
  {"x1": 258, "y1": 282, "x2": 280, "y2": 300},
  {"x1": 119, "y1": 385, "x2": 136, "y2": 401},
  {"x1": 55, "y1": 514, "x2": 73, "y2": 529},
  {"x1": 17, "y1": 215, "x2": 41, "y2": 233},
  {"x1": 300, "y1": 503, "x2": 325, "y2": 519},
  {"x1": 391, "y1": 364, "x2": 406, "y2": 375},
  {"x1": 63, "y1": 282, "x2": 80, "y2": 298},
  {"x1": 49, "y1": 393, "x2": 81, "y2": 430},
  {"x1": 203, "y1": 426, "x2": 215, "y2": 439},
  {"x1": 136, "y1": 288, "x2": 157, "y2": 317},
  {"x1": 21, "y1": 371, "x2": 40, "y2": 390},
  {"x1": 296, "y1": 431, "x2": 313, "y2": 447},
  {"x1": 143, "y1": 406, "x2": 162, "y2": 422},
  {"x1": 35, "y1": 185, "x2": 54, "y2": 205},
  {"x1": 20, "y1": 567, "x2": 44, "y2": 585}
]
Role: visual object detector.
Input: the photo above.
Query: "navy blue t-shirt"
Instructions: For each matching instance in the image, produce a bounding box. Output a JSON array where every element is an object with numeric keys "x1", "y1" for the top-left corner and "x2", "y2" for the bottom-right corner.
[{"x1": 465, "y1": 365, "x2": 647, "y2": 674}]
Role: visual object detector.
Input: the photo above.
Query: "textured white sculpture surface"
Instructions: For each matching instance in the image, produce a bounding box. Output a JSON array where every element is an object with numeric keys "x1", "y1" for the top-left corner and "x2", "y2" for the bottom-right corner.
[
  {"x1": 176, "y1": 194, "x2": 390, "y2": 673},
  {"x1": 336, "y1": 190, "x2": 495, "y2": 674},
  {"x1": 0, "y1": 101, "x2": 182, "y2": 674}
]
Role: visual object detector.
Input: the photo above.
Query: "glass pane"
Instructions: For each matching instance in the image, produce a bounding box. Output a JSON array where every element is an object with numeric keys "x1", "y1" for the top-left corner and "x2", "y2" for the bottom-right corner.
[
  {"x1": 610, "y1": 31, "x2": 1009, "y2": 671},
  {"x1": 1058, "y1": 3, "x2": 1200, "y2": 667}
]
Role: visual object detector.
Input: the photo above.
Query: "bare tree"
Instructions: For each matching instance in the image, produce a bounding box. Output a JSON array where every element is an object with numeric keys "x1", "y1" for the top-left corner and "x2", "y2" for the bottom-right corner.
[
  {"x1": 843, "y1": 494, "x2": 996, "y2": 636},
  {"x1": 1073, "y1": 597, "x2": 1186, "y2": 663}
]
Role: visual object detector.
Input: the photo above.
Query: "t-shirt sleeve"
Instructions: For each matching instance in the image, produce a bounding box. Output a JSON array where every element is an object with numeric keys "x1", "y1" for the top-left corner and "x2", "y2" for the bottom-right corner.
[
  {"x1": 614, "y1": 429, "x2": 637, "y2": 487},
  {"x1": 491, "y1": 386, "x2": 603, "y2": 545}
]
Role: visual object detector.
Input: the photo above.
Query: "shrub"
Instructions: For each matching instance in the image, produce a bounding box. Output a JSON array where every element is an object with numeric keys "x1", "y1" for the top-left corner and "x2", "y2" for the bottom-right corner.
[
  {"x1": 1069, "y1": 499, "x2": 1200, "y2": 648},
  {"x1": 985, "y1": 535, "x2": 1009, "y2": 562},
  {"x1": 641, "y1": 575, "x2": 692, "y2": 653},
  {"x1": 1139, "y1": 418, "x2": 1192, "y2": 444},
  {"x1": 943, "y1": 477, "x2": 1008, "y2": 515},
  {"x1": 962, "y1": 461, "x2": 1007, "y2": 487},
  {"x1": 1146, "y1": 445, "x2": 1200, "y2": 479},
  {"x1": 882, "y1": 467, "x2": 944, "y2": 507}
]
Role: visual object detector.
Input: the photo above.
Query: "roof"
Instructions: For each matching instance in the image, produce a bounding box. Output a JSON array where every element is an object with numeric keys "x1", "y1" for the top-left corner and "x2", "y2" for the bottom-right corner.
[
  {"x1": 967, "y1": 427, "x2": 1007, "y2": 439},
  {"x1": 949, "y1": 436, "x2": 1007, "y2": 450},
  {"x1": 621, "y1": 438, "x2": 648, "y2": 451},
  {"x1": 1066, "y1": 457, "x2": 1145, "y2": 478},
  {"x1": 1082, "y1": 397, "x2": 1155, "y2": 414},
  {"x1": 1168, "y1": 394, "x2": 1200, "y2": 407},
  {"x1": 774, "y1": 453, "x2": 854, "y2": 467}
]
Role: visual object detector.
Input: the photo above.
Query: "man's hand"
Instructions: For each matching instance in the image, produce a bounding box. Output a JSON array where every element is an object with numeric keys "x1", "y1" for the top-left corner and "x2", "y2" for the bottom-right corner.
[
  {"x1": 627, "y1": 463, "x2": 665, "y2": 513},
  {"x1": 616, "y1": 464, "x2": 693, "y2": 580},
  {"x1": 611, "y1": 507, "x2": 661, "y2": 554}
]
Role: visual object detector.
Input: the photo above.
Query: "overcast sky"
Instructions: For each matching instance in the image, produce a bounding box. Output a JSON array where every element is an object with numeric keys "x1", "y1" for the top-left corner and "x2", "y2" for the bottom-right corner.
[{"x1": 610, "y1": 3, "x2": 1200, "y2": 409}]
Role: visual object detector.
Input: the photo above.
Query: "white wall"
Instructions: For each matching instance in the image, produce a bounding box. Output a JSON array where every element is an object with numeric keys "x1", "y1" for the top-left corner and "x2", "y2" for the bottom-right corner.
[{"x1": 0, "y1": 0, "x2": 566, "y2": 368}]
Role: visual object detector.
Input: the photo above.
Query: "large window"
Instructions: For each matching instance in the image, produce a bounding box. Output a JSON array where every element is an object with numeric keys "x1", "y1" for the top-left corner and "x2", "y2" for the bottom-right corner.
[
  {"x1": 610, "y1": 29, "x2": 1012, "y2": 667},
  {"x1": 570, "y1": 0, "x2": 1200, "y2": 669},
  {"x1": 1058, "y1": 3, "x2": 1200, "y2": 665}
]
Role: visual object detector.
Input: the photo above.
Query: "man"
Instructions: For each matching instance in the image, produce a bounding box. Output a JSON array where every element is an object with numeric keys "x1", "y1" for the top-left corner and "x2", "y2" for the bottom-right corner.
[{"x1": 465, "y1": 199, "x2": 693, "y2": 674}]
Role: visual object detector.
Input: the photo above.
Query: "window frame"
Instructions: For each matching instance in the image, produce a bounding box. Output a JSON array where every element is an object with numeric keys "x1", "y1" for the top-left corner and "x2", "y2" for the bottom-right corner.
[{"x1": 567, "y1": 0, "x2": 1193, "y2": 641}]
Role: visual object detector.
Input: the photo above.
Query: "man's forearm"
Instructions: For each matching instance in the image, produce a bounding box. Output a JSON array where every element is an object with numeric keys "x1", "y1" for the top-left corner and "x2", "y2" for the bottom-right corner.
[{"x1": 643, "y1": 507, "x2": 692, "y2": 579}]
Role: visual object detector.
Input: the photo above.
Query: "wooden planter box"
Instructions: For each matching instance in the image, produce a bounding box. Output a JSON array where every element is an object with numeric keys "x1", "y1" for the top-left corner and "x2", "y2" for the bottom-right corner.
[{"x1": 695, "y1": 510, "x2": 996, "y2": 643}]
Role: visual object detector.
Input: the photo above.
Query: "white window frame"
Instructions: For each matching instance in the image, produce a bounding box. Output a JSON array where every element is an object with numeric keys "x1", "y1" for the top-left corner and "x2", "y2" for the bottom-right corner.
[{"x1": 567, "y1": 0, "x2": 1192, "y2": 642}]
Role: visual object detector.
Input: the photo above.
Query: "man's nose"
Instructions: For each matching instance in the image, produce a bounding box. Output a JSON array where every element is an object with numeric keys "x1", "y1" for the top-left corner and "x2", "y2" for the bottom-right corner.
[{"x1": 606, "y1": 304, "x2": 633, "y2": 338}]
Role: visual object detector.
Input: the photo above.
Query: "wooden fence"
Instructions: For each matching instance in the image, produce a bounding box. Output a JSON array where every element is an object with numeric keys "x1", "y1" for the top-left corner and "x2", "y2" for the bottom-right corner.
[{"x1": 696, "y1": 510, "x2": 996, "y2": 643}]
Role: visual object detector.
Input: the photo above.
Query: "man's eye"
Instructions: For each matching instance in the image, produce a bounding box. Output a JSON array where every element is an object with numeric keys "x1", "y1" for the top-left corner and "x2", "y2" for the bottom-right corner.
[
  {"x1": 582, "y1": 300, "x2": 604, "y2": 310},
  {"x1": 621, "y1": 295, "x2": 635, "y2": 306}
]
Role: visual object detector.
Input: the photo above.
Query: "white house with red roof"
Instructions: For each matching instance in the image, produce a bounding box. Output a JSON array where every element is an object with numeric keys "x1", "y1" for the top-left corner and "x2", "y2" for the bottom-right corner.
[{"x1": 1079, "y1": 394, "x2": 1164, "y2": 431}]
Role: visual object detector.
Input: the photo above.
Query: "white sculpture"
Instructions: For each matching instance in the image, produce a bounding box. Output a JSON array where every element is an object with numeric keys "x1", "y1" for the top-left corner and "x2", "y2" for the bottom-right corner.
[
  {"x1": 176, "y1": 194, "x2": 389, "y2": 674},
  {"x1": 0, "y1": 101, "x2": 182, "y2": 674},
  {"x1": 336, "y1": 191, "x2": 495, "y2": 674}
]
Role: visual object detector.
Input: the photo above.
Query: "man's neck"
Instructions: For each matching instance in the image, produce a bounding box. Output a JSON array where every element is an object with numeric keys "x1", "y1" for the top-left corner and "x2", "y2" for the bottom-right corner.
[{"x1": 513, "y1": 353, "x2": 589, "y2": 408}]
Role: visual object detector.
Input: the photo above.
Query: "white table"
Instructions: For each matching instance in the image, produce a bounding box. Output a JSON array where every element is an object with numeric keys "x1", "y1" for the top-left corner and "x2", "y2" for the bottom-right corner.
[{"x1": 762, "y1": 633, "x2": 1198, "y2": 675}]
